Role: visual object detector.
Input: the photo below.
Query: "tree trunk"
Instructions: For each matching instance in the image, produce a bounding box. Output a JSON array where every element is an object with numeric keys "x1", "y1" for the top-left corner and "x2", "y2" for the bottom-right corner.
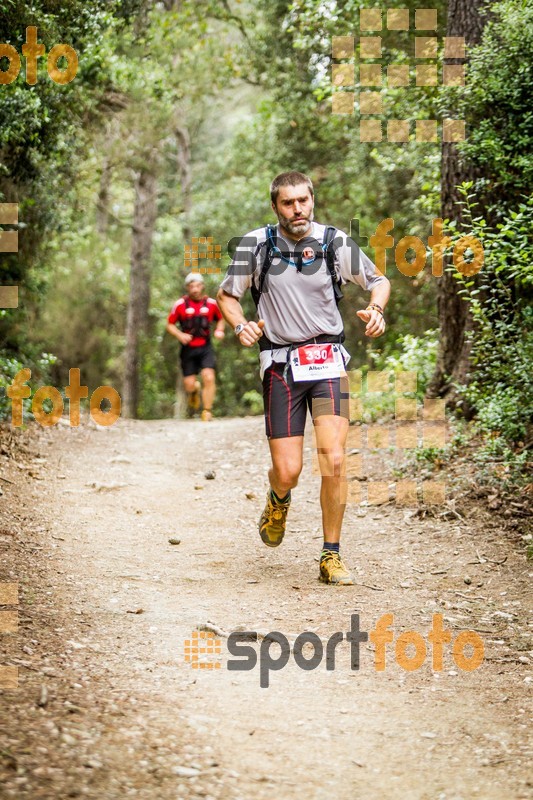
[
  {"x1": 173, "y1": 365, "x2": 187, "y2": 419},
  {"x1": 427, "y1": 0, "x2": 486, "y2": 405},
  {"x1": 175, "y1": 124, "x2": 192, "y2": 244},
  {"x1": 123, "y1": 165, "x2": 158, "y2": 418},
  {"x1": 172, "y1": 124, "x2": 192, "y2": 416},
  {"x1": 96, "y1": 152, "x2": 112, "y2": 234}
]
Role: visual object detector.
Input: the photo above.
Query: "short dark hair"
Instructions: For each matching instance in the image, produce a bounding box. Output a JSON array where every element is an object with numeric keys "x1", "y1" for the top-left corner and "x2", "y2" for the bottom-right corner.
[{"x1": 270, "y1": 171, "x2": 314, "y2": 204}]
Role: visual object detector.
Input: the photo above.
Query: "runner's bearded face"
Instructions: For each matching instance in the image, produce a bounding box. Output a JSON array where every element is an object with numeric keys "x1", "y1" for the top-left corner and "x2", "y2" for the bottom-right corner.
[
  {"x1": 272, "y1": 184, "x2": 314, "y2": 238},
  {"x1": 187, "y1": 280, "x2": 204, "y2": 300}
]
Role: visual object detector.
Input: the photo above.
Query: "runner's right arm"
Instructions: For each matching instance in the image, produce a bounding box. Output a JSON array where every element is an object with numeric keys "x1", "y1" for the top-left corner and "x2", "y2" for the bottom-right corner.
[
  {"x1": 166, "y1": 322, "x2": 193, "y2": 345},
  {"x1": 215, "y1": 290, "x2": 263, "y2": 347},
  {"x1": 217, "y1": 229, "x2": 264, "y2": 347},
  {"x1": 167, "y1": 298, "x2": 193, "y2": 344}
]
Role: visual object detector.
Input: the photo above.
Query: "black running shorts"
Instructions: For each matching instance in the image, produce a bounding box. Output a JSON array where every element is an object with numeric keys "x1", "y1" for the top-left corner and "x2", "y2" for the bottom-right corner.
[
  {"x1": 262, "y1": 363, "x2": 349, "y2": 439},
  {"x1": 180, "y1": 343, "x2": 216, "y2": 377}
]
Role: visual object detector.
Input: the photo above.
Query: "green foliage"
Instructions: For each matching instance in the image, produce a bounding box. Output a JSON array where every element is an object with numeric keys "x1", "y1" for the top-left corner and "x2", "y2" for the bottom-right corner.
[
  {"x1": 0, "y1": 0, "x2": 118, "y2": 363},
  {"x1": 454, "y1": 0, "x2": 533, "y2": 208},
  {"x1": 241, "y1": 390, "x2": 264, "y2": 416},
  {"x1": 0, "y1": 0, "x2": 113, "y2": 182},
  {"x1": 0, "y1": 349, "x2": 56, "y2": 422},
  {"x1": 137, "y1": 332, "x2": 176, "y2": 420},
  {"x1": 453, "y1": 190, "x2": 533, "y2": 477},
  {"x1": 415, "y1": 446, "x2": 447, "y2": 464},
  {"x1": 0, "y1": 353, "x2": 27, "y2": 421},
  {"x1": 342, "y1": 329, "x2": 438, "y2": 423},
  {"x1": 213, "y1": 323, "x2": 264, "y2": 417},
  {"x1": 371, "y1": 330, "x2": 439, "y2": 400},
  {"x1": 34, "y1": 225, "x2": 128, "y2": 392}
]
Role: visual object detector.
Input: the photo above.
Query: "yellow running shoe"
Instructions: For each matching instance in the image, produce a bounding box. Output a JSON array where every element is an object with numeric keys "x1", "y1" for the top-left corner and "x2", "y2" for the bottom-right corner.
[
  {"x1": 259, "y1": 490, "x2": 291, "y2": 547},
  {"x1": 319, "y1": 551, "x2": 354, "y2": 585},
  {"x1": 201, "y1": 409, "x2": 213, "y2": 422},
  {"x1": 189, "y1": 381, "x2": 201, "y2": 411}
]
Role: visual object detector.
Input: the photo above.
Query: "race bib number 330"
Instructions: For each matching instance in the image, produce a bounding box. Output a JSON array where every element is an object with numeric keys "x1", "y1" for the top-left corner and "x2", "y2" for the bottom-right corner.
[{"x1": 290, "y1": 343, "x2": 344, "y2": 381}]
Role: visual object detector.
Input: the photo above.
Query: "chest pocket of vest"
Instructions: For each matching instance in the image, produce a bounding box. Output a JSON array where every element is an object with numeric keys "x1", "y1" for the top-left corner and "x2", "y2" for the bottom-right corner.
[{"x1": 182, "y1": 297, "x2": 211, "y2": 338}]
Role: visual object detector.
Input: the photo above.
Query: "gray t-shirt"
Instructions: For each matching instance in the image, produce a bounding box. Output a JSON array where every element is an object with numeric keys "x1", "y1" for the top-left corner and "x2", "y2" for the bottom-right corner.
[{"x1": 219, "y1": 221, "x2": 386, "y2": 375}]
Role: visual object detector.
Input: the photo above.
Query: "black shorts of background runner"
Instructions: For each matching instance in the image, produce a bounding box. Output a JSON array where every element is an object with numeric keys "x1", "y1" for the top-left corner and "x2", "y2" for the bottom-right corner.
[
  {"x1": 262, "y1": 363, "x2": 349, "y2": 439},
  {"x1": 180, "y1": 344, "x2": 217, "y2": 377}
]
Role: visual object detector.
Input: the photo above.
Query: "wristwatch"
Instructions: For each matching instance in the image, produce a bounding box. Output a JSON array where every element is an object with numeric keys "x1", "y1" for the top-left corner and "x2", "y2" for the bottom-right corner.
[{"x1": 234, "y1": 323, "x2": 247, "y2": 336}]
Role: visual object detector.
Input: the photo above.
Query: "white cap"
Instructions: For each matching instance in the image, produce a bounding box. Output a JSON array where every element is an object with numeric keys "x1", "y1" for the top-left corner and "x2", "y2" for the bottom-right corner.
[{"x1": 185, "y1": 272, "x2": 204, "y2": 286}]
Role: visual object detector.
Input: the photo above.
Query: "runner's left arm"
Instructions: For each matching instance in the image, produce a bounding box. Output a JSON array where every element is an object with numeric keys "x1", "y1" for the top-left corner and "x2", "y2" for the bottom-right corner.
[
  {"x1": 213, "y1": 318, "x2": 225, "y2": 339},
  {"x1": 213, "y1": 302, "x2": 226, "y2": 339},
  {"x1": 360, "y1": 281, "x2": 390, "y2": 338},
  {"x1": 337, "y1": 231, "x2": 391, "y2": 339}
]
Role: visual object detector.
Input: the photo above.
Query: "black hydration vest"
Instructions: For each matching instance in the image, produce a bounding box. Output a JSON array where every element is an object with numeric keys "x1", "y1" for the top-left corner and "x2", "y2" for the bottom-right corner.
[
  {"x1": 250, "y1": 224, "x2": 343, "y2": 308},
  {"x1": 250, "y1": 225, "x2": 345, "y2": 353},
  {"x1": 181, "y1": 296, "x2": 211, "y2": 340}
]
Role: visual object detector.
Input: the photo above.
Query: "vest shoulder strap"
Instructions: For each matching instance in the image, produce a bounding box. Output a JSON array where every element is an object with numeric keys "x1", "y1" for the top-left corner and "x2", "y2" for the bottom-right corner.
[
  {"x1": 323, "y1": 226, "x2": 343, "y2": 304},
  {"x1": 251, "y1": 225, "x2": 343, "y2": 307},
  {"x1": 251, "y1": 225, "x2": 277, "y2": 307}
]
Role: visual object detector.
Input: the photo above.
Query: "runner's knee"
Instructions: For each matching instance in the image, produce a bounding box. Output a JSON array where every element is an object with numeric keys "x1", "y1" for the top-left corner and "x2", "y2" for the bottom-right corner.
[
  {"x1": 272, "y1": 459, "x2": 302, "y2": 491},
  {"x1": 202, "y1": 370, "x2": 216, "y2": 386},
  {"x1": 319, "y1": 447, "x2": 345, "y2": 478}
]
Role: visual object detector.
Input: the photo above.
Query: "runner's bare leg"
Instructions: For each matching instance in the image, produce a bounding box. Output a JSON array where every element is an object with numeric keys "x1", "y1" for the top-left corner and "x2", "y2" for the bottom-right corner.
[
  {"x1": 183, "y1": 374, "x2": 198, "y2": 395},
  {"x1": 314, "y1": 414, "x2": 349, "y2": 543},
  {"x1": 200, "y1": 367, "x2": 216, "y2": 410},
  {"x1": 268, "y1": 436, "x2": 304, "y2": 497}
]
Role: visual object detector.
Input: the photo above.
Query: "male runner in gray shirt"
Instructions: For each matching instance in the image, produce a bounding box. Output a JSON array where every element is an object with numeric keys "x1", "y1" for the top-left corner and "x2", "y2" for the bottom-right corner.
[{"x1": 217, "y1": 171, "x2": 390, "y2": 585}]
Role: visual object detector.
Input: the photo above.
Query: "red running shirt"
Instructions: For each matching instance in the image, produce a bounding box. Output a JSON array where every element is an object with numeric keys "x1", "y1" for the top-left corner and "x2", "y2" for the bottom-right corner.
[{"x1": 168, "y1": 296, "x2": 222, "y2": 347}]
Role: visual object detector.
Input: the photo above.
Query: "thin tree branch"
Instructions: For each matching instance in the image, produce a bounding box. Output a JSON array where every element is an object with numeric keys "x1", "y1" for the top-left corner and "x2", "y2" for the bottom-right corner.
[{"x1": 220, "y1": 0, "x2": 250, "y2": 44}]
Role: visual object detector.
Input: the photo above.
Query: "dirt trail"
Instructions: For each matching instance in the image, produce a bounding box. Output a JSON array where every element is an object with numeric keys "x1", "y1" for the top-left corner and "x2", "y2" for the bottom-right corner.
[{"x1": 0, "y1": 417, "x2": 531, "y2": 799}]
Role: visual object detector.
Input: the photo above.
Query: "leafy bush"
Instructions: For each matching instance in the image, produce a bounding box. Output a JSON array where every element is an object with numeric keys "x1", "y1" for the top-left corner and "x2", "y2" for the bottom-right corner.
[
  {"x1": 381, "y1": 331, "x2": 439, "y2": 401},
  {"x1": 455, "y1": 0, "x2": 533, "y2": 207},
  {"x1": 453, "y1": 192, "x2": 533, "y2": 477},
  {"x1": 242, "y1": 390, "x2": 264, "y2": 416},
  {"x1": 371, "y1": 330, "x2": 439, "y2": 401},
  {"x1": 345, "y1": 330, "x2": 439, "y2": 423},
  {"x1": 0, "y1": 349, "x2": 57, "y2": 423}
]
